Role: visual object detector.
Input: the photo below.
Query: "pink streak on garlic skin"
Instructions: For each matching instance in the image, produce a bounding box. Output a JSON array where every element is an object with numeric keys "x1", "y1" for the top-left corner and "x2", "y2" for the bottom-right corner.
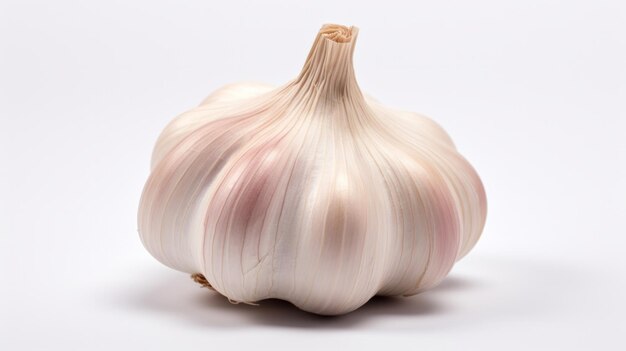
[{"x1": 202, "y1": 141, "x2": 290, "y2": 301}]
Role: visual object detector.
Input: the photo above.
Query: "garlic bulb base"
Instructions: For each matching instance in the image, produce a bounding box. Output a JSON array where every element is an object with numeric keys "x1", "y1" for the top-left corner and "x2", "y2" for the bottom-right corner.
[
  {"x1": 192, "y1": 274, "x2": 260, "y2": 306},
  {"x1": 191, "y1": 273, "x2": 215, "y2": 291}
]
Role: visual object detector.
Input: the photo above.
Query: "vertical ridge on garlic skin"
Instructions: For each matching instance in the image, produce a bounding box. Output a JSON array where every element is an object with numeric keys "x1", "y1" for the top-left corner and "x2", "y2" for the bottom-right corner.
[
  {"x1": 366, "y1": 100, "x2": 487, "y2": 261},
  {"x1": 289, "y1": 117, "x2": 380, "y2": 314},
  {"x1": 279, "y1": 26, "x2": 390, "y2": 314},
  {"x1": 201, "y1": 108, "x2": 315, "y2": 302},
  {"x1": 139, "y1": 89, "x2": 298, "y2": 274},
  {"x1": 194, "y1": 75, "x2": 328, "y2": 301},
  {"x1": 138, "y1": 115, "x2": 254, "y2": 272},
  {"x1": 378, "y1": 111, "x2": 487, "y2": 261},
  {"x1": 357, "y1": 110, "x2": 484, "y2": 295}
]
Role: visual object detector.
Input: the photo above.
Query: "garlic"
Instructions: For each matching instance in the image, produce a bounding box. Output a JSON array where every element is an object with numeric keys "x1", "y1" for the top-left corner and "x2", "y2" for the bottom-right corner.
[{"x1": 138, "y1": 24, "x2": 487, "y2": 315}]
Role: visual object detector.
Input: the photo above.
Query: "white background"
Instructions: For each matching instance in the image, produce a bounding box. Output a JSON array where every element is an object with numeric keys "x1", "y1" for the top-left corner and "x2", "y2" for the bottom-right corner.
[{"x1": 1, "y1": 0, "x2": 625, "y2": 349}]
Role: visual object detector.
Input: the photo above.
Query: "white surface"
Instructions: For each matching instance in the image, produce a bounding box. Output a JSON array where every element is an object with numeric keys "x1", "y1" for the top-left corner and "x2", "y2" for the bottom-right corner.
[{"x1": 1, "y1": 0, "x2": 625, "y2": 349}]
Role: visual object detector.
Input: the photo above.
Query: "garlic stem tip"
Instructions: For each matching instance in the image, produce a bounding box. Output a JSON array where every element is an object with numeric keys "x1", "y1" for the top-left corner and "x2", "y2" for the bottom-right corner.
[{"x1": 320, "y1": 24, "x2": 355, "y2": 43}]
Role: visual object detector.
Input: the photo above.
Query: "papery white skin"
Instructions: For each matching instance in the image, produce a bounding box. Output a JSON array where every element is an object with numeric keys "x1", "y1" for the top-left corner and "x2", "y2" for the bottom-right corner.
[{"x1": 138, "y1": 24, "x2": 487, "y2": 315}]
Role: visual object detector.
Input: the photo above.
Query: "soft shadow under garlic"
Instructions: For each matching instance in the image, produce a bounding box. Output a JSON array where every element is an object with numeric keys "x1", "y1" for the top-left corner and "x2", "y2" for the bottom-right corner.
[
  {"x1": 115, "y1": 270, "x2": 477, "y2": 329},
  {"x1": 111, "y1": 255, "x2": 593, "y2": 330}
]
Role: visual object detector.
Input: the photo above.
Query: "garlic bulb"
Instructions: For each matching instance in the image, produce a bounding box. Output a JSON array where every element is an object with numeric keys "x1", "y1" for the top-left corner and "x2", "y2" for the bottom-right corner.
[{"x1": 138, "y1": 24, "x2": 487, "y2": 315}]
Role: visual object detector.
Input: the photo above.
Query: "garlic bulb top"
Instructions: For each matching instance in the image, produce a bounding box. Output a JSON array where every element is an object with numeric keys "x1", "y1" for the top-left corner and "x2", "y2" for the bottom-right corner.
[{"x1": 138, "y1": 24, "x2": 487, "y2": 315}]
